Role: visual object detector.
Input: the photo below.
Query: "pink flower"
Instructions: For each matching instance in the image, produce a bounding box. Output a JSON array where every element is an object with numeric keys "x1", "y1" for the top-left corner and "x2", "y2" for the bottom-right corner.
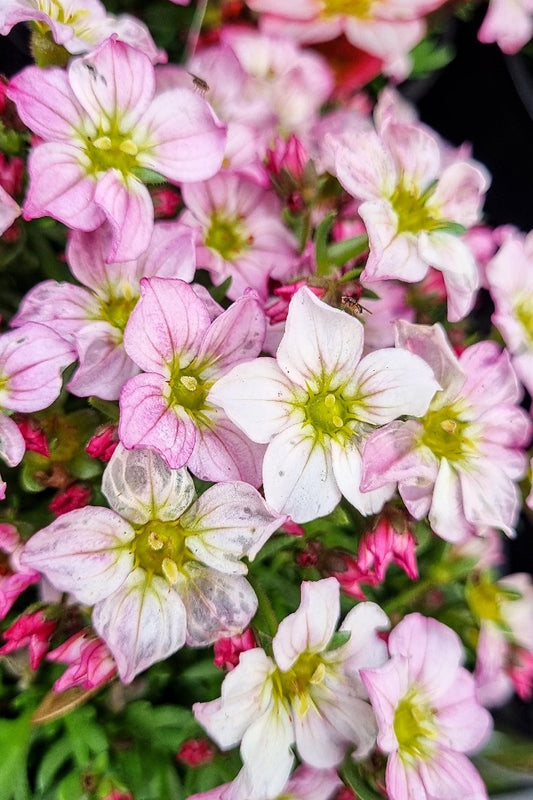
[
  {"x1": 210, "y1": 287, "x2": 439, "y2": 522},
  {"x1": 22, "y1": 445, "x2": 285, "y2": 682},
  {"x1": 86, "y1": 424, "x2": 119, "y2": 462},
  {"x1": 333, "y1": 115, "x2": 489, "y2": 321},
  {"x1": 14, "y1": 416, "x2": 50, "y2": 457},
  {"x1": 180, "y1": 171, "x2": 298, "y2": 300},
  {"x1": 362, "y1": 321, "x2": 532, "y2": 541},
  {"x1": 119, "y1": 277, "x2": 267, "y2": 484},
  {"x1": 13, "y1": 223, "x2": 196, "y2": 400},
  {"x1": 245, "y1": 0, "x2": 447, "y2": 80},
  {"x1": 0, "y1": 184, "x2": 20, "y2": 236},
  {"x1": 47, "y1": 629, "x2": 117, "y2": 692},
  {"x1": 8, "y1": 37, "x2": 226, "y2": 263},
  {"x1": 361, "y1": 613, "x2": 492, "y2": 800},
  {"x1": 0, "y1": 608, "x2": 56, "y2": 669},
  {"x1": 0, "y1": 0, "x2": 166, "y2": 63},
  {"x1": 478, "y1": 0, "x2": 533, "y2": 54},
  {"x1": 0, "y1": 322, "x2": 75, "y2": 497},
  {"x1": 485, "y1": 231, "x2": 533, "y2": 397},
  {"x1": 194, "y1": 578, "x2": 389, "y2": 800},
  {"x1": 213, "y1": 629, "x2": 257, "y2": 671},
  {"x1": 0, "y1": 523, "x2": 40, "y2": 620}
]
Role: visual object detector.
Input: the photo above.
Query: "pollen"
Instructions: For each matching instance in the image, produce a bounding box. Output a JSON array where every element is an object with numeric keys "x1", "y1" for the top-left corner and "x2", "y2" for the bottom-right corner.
[
  {"x1": 180, "y1": 375, "x2": 198, "y2": 392},
  {"x1": 93, "y1": 136, "x2": 112, "y2": 150},
  {"x1": 440, "y1": 419, "x2": 457, "y2": 434},
  {"x1": 162, "y1": 557, "x2": 180, "y2": 585},
  {"x1": 148, "y1": 530, "x2": 164, "y2": 551},
  {"x1": 119, "y1": 140, "x2": 139, "y2": 156}
]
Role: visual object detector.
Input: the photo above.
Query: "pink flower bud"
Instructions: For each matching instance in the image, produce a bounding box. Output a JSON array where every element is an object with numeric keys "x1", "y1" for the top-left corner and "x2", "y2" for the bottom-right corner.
[
  {"x1": 213, "y1": 628, "x2": 257, "y2": 671},
  {"x1": 357, "y1": 517, "x2": 418, "y2": 583},
  {"x1": 47, "y1": 629, "x2": 117, "y2": 692},
  {"x1": 49, "y1": 484, "x2": 92, "y2": 517},
  {"x1": 15, "y1": 416, "x2": 50, "y2": 458},
  {"x1": 151, "y1": 187, "x2": 181, "y2": 219},
  {"x1": 0, "y1": 608, "x2": 56, "y2": 668},
  {"x1": 176, "y1": 738, "x2": 215, "y2": 767},
  {"x1": 508, "y1": 647, "x2": 533, "y2": 701},
  {"x1": 85, "y1": 425, "x2": 119, "y2": 462},
  {"x1": 265, "y1": 134, "x2": 308, "y2": 182}
]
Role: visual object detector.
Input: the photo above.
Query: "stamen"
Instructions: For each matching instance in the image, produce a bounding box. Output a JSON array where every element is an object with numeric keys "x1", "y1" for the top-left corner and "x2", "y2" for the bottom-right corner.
[
  {"x1": 324, "y1": 394, "x2": 336, "y2": 408},
  {"x1": 440, "y1": 419, "x2": 457, "y2": 434},
  {"x1": 180, "y1": 375, "x2": 198, "y2": 392},
  {"x1": 119, "y1": 140, "x2": 138, "y2": 156},
  {"x1": 93, "y1": 136, "x2": 112, "y2": 150},
  {"x1": 162, "y1": 557, "x2": 180, "y2": 585},
  {"x1": 148, "y1": 531, "x2": 164, "y2": 551}
]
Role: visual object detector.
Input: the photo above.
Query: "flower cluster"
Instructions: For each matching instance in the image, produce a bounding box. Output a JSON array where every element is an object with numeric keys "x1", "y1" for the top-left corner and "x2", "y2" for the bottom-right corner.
[{"x1": 0, "y1": 1, "x2": 532, "y2": 799}]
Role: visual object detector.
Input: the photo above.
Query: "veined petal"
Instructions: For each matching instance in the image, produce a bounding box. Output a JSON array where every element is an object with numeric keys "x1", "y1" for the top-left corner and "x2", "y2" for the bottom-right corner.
[
  {"x1": 93, "y1": 170, "x2": 154, "y2": 263},
  {"x1": 277, "y1": 288, "x2": 364, "y2": 391},
  {"x1": 362, "y1": 205, "x2": 429, "y2": 283},
  {"x1": 8, "y1": 66, "x2": 84, "y2": 141},
  {"x1": 240, "y1": 702, "x2": 294, "y2": 800},
  {"x1": 0, "y1": 414, "x2": 25, "y2": 468},
  {"x1": 0, "y1": 185, "x2": 20, "y2": 235},
  {"x1": 93, "y1": 568, "x2": 187, "y2": 683},
  {"x1": 360, "y1": 420, "x2": 434, "y2": 492},
  {"x1": 382, "y1": 121, "x2": 440, "y2": 187},
  {"x1": 11, "y1": 280, "x2": 96, "y2": 338},
  {"x1": 68, "y1": 38, "x2": 154, "y2": 130},
  {"x1": 262, "y1": 425, "x2": 340, "y2": 523},
  {"x1": 418, "y1": 232, "x2": 479, "y2": 322},
  {"x1": 431, "y1": 162, "x2": 489, "y2": 227},
  {"x1": 331, "y1": 437, "x2": 394, "y2": 516},
  {"x1": 340, "y1": 601, "x2": 390, "y2": 673},
  {"x1": 182, "y1": 481, "x2": 284, "y2": 573},
  {"x1": 335, "y1": 128, "x2": 396, "y2": 200},
  {"x1": 21, "y1": 507, "x2": 135, "y2": 605},
  {"x1": 197, "y1": 292, "x2": 266, "y2": 377},
  {"x1": 67, "y1": 325, "x2": 139, "y2": 401},
  {"x1": 24, "y1": 143, "x2": 104, "y2": 232},
  {"x1": 119, "y1": 372, "x2": 197, "y2": 469},
  {"x1": 292, "y1": 703, "x2": 348, "y2": 769},
  {"x1": 429, "y1": 459, "x2": 473, "y2": 543},
  {"x1": 209, "y1": 358, "x2": 302, "y2": 444},
  {"x1": 417, "y1": 748, "x2": 489, "y2": 800},
  {"x1": 187, "y1": 409, "x2": 265, "y2": 487},
  {"x1": 273, "y1": 578, "x2": 340, "y2": 671},
  {"x1": 459, "y1": 462, "x2": 521, "y2": 537},
  {"x1": 347, "y1": 348, "x2": 439, "y2": 425},
  {"x1": 181, "y1": 563, "x2": 257, "y2": 646},
  {"x1": 102, "y1": 444, "x2": 196, "y2": 525},
  {"x1": 123, "y1": 277, "x2": 210, "y2": 372},
  {"x1": 138, "y1": 89, "x2": 226, "y2": 182},
  {"x1": 194, "y1": 648, "x2": 277, "y2": 748}
]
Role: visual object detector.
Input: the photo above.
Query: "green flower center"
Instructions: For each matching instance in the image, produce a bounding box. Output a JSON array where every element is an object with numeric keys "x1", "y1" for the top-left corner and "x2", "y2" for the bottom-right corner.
[
  {"x1": 35, "y1": 0, "x2": 88, "y2": 27},
  {"x1": 390, "y1": 181, "x2": 441, "y2": 235},
  {"x1": 133, "y1": 519, "x2": 189, "y2": 585},
  {"x1": 273, "y1": 651, "x2": 327, "y2": 716},
  {"x1": 95, "y1": 289, "x2": 139, "y2": 338},
  {"x1": 167, "y1": 363, "x2": 213, "y2": 421},
  {"x1": 322, "y1": 0, "x2": 373, "y2": 18},
  {"x1": 306, "y1": 389, "x2": 348, "y2": 437},
  {"x1": 420, "y1": 404, "x2": 473, "y2": 462},
  {"x1": 84, "y1": 124, "x2": 141, "y2": 178},
  {"x1": 205, "y1": 213, "x2": 249, "y2": 260},
  {"x1": 466, "y1": 579, "x2": 521, "y2": 627},
  {"x1": 394, "y1": 687, "x2": 438, "y2": 762},
  {"x1": 514, "y1": 297, "x2": 533, "y2": 345}
]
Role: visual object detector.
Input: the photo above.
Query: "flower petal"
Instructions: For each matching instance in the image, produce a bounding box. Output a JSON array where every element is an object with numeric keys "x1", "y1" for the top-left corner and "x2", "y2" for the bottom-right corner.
[{"x1": 93, "y1": 170, "x2": 154, "y2": 263}]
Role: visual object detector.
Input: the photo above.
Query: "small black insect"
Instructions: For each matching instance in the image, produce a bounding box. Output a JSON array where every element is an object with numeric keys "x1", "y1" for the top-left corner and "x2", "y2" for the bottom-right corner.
[{"x1": 340, "y1": 295, "x2": 372, "y2": 316}]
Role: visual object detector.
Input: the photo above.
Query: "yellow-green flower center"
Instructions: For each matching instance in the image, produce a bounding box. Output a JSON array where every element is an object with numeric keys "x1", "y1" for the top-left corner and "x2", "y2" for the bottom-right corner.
[
  {"x1": 34, "y1": 0, "x2": 89, "y2": 28},
  {"x1": 273, "y1": 651, "x2": 327, "y2": 716},
  {"x1": 390, "y1": 181, "x2": 442, "y2": 235},
  {"x1": 133, "y1": 518, "x2": 189, "y2": 585},
  {"x1": 205, "y1": 213, "x2": 250, "y2": 261},
  {"x1": 420, "y1": 403, "x2": 474, "y2": 462},
  {"x1": 95, "y1": 289, "x2": 139, "y2": 338},
  {"x1": 322, "y1": 0, "x2": 373, "y2": 18},
  {"x1": 514, "y1": 297, "x2": 533, "y2": 345},
  {"x1": 167, "y1": 363, "x2": 213, "y2": 421},
  {"x1": 394, "y1": 687, "x2": 438, "y2": 762},
  {"x1": 84, "y1": 125, "x2": 141, "y2": 178}
]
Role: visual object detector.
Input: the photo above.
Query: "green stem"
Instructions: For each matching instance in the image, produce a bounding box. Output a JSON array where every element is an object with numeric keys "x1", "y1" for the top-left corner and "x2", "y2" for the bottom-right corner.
[
  {"x1": 382, "y1": 578, "x2": 434, "y2": 615},
  {"x1": 253, "y1": 582, "x2": 279, "y2": 639}
]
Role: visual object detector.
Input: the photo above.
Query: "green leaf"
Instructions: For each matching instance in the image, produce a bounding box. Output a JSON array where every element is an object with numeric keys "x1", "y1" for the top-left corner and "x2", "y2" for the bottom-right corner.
[
  {"x1": 326, "y1": 631, "x2": 351, "y2": 651},
  {"x1": 210, "y1": 276, "x2": 232, "y2": 303},
  {"x1": 88, "y1": 397, "x2": 120, "y2": 423},
  {"x1": 340, "y1": 757, "x2": 383, "y2": 800},
  {"x1": 131, "y1": 167, "x2": 167, "y2": 184},
  {"x1": 0, "y1": 711, "x2": 33, "y2": 800},
  {"x1": 409, "y1": 37, "x2": 455, "y2": 80},
  {"x1": 326, "y1": 234, "x2": 368, "y2": 267},
  {"x1": 36, "y1": 737, "x2": 74, "y2": 793},
  {"x1": 314, "y1": 211, "x2": 337, "y2": 275}
]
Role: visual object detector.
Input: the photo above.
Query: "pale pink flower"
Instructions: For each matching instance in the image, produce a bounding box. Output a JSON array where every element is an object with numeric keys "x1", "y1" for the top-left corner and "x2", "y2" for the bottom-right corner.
[
  {"x1": 210, "y1": 287, "x2": 439, "y2": 523},
  {"x1": 194, "y1": 578, "x2": 389, "y2": 800},
  {"x1": 361, "y1": 321, "x2": 532, "y2": 541},
  {"x1": 361, "y1": 613, "x2": 492, "y2": 800},
  {"x1": 12, "y1": 223, "x2": 196, "y2": 400},
  {"x1": 334, "y1": 116, "x2": 489, "y2": 321},
  {"x1": 0, "y1": 322, "x2": 75, "y2": 498},
  {"x1": 22, "y1": 445, "x2": 285, "y2": 682},
  {"x1": 0, "y1": 608, "x2": 56, "y2": 669},
  {"x1": 188, "y1": 764, "x2": 342, "y2": 800},
  {"x1": 8, "y1": 37, "x2": 226, "y2": 263},
  {"x1": 0, "y1": 184, "x2": 20, "y2": 236},
  {"x1": 0, "y1": 523, "x2": 40, "y2": 619},
  {"x1": 478, "y1": 0, "x2": 533, "y2": 53},
  {"x1": 119, "y1": 277, "x2": 267, "y2": 485},
  {"x1": 485, "y1": 231, "x2": 533, "y2": 397},
  {"x1": 180, "y1": 171, "x2": 298, "y2": 300},
  {"x1": 0, "y1": 0, "x2": 166, "y2": 63},
  {"x1": 47, "y1": 629, "x2": 117, "y2": 692},
  {"x1": 245, "y1": 0, "x2": 447, "y2": 80}
]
